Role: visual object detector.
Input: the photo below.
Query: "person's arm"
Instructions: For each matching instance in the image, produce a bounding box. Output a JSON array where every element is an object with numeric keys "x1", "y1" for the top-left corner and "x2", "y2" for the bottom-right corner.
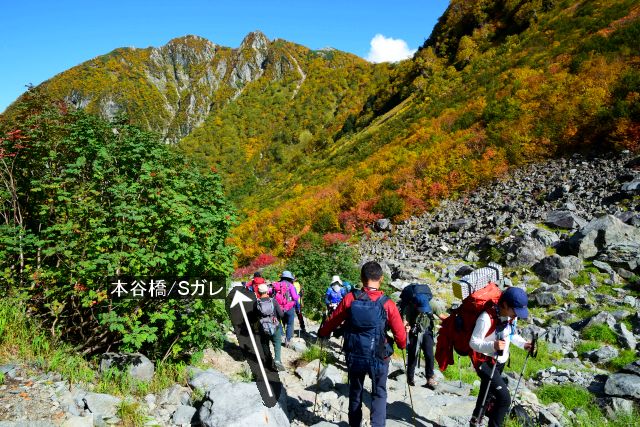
[
  {"x1": 510, "y1": 323, "x2": 528, "y2": 349},
  {"x1": 469, "y1": 312, "x2": 497, "y2": 355},
  {"x1": 318, "y1": 293, "x2": 351, "y2": 337},
  {"x1": 385, "y1": 300, "x2": 407, "y2": 349},
  {"x1": 324, "y1": 288, "x2": 331, "y2": 305},
  {"x1": 289, "y1": 283, "x2": 299, "y2": 302},
  {"x1": 273, "y1": 299, "x2": 284, "y2": 319}
]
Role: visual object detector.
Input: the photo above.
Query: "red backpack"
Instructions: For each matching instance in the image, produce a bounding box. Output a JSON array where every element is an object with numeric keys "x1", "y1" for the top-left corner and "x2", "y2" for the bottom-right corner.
[{"x1": 435, "y1": 282, "x2": 502, "y2": 371}]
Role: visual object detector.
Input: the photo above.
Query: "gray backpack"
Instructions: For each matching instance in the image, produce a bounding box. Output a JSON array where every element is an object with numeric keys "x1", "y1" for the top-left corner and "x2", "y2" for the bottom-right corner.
[{"x1": 257, "y1": 298, "x2": 279, "y2": 336}]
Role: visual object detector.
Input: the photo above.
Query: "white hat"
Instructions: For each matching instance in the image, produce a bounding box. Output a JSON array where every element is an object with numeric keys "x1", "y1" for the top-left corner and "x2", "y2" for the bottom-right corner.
[
  {"x1": 331, "y1": 275, "x2": 342, "y2": 285},
  {"x1": 257, "y1": 284, "x2": 269, "y2": 294}
]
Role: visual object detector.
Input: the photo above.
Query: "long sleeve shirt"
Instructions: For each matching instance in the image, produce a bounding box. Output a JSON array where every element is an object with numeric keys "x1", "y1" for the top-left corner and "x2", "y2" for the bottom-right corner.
[
  {"x1": 318, "y1": 287, "x2": 406, "y2": 350},
  {"x1": 469, "y1": 312, "x2": 527, "y2": 364}
]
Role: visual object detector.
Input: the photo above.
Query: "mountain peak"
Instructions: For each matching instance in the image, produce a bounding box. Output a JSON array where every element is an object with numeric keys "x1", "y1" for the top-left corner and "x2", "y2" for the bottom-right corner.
[{"x1": 239, "y1": 30, "x2": 270, "y2": 51}]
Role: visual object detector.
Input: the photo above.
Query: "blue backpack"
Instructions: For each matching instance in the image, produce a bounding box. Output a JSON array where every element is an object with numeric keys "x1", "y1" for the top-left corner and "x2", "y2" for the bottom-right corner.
[
  {"x1": 343, "y1": 290, "x2": 392, "y2": 366},
  {"x1": 327, "y1": 287, "x2": 343, "y2": 304}
]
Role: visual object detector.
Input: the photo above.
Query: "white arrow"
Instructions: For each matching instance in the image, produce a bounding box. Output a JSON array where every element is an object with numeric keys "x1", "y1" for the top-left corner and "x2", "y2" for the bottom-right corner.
[{"x1": 230, "y1": 290, "x2": 274, "y2": 398}]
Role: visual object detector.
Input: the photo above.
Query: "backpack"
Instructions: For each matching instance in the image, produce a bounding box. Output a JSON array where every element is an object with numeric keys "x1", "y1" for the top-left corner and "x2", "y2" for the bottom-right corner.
[
  {"x1": 435, "y1": 282, "x2": 502, "y2": 371},
  {"x1": 400, "y1": 284, "x2": 434, "y2": 332},
  {"x1": 453, "y1": 262, "x2": 502, "y2": 300},
  {"x1": 273, "y1": 281, "x2": 293, "y2": 309},
  {"x1": 256, "y1": 298, "x2": 279, "y2": 336},
  {"x1": 327, "y1": 287, "x2": 344, "y2": 304},
  {"x1": 343, "y1": 290, "x2": 393, "y2": 366}
]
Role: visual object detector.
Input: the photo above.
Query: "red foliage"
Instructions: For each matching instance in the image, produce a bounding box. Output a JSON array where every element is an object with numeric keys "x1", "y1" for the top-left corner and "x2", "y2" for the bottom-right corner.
[
  {"x1": 338, "y1": 200, "x2": 382, "y2": 233},
  {"x1": 233, "y1": 253, "x2": 278, "y2": 279},
  {"x1": 322, "y1": 232, "x2": 349, "y2": 246}
]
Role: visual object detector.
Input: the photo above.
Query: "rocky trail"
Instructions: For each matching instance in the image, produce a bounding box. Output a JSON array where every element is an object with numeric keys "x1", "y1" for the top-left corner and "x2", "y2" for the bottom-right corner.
[{"x1": 1, "y1": 151, "x2": 639, "y2": 426}]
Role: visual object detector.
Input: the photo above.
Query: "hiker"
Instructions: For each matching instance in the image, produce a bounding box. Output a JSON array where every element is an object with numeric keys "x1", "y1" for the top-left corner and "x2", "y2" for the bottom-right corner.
[
  {"x1": 255, "y1": 283, "x2": 286, "y2": 371},
  {"x1": 469, "y1": 287, "x2": 532, "y2": 427},
  {"x1": 272, "y1": 270, "x2": 299, "y2": 346},
  {"x1": 319, "y1": 261, "x2": 406, "y2": 427},
  {"x1": 293, "y1": 277, "x2": 306, "y2": 334},
  {"x1": 325, "y1": 275, "x2": 344, "y2": 316},
  {"x1": 245, "y1": 271, "x2": 263, "y2": 294},
  {"x1": 342, "y1": 280, "x2": 353, "y2": 294},
  {"x1": 398, "y1": 283, "x2": 446, "y2": 389}
]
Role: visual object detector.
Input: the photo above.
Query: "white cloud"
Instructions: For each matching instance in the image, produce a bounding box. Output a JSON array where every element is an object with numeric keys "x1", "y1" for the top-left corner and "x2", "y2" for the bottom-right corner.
[{"x1": 366, "y1": 34, "x2": 416, "y2": 63}]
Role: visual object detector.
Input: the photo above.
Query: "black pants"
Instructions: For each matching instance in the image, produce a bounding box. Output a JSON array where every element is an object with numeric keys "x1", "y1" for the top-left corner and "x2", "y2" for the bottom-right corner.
[
  {"x1": 406, "y1": 329, "x2": 434, "y2": 381},
  {"x1": 473, "y1": 362, "x2": 510, "y2": 427},
  {"x1": 348, "y1": 358, "x2": 389, "y2": 427}
]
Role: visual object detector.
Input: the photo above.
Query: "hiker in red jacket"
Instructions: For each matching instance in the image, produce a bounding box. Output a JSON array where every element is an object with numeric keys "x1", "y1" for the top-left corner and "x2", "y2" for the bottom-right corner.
[{"x1": 319, "y1": 261, "x2": 406, "y2": 427}]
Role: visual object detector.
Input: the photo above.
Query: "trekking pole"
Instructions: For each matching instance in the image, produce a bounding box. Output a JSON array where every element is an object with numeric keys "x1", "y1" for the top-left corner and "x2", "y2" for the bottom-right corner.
[
  {"x1": 509, "y1": 333, "x2": 538, "y2": 415},
  {"x1": 401, "y1": 348, "x2": 417, "y2": 426},
  {"x1": 475, "y1": 357, "x2": 498, "y2": 426},
  {"x1": 457, "y1": 353, "x2": 462, "y2": 388},
  {"x1": 313, "y1": 338, "x2": 325, "y2": 415}
]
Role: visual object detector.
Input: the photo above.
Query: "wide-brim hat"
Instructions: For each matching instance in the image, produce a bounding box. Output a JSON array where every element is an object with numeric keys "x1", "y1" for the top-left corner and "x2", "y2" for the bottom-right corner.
[{"x1": 331, "y1": 275, "x2": 342, "y2": 285}]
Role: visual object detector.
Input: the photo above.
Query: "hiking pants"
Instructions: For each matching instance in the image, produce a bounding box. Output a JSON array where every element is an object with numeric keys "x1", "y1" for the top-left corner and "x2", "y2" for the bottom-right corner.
[
  {"x1": 473, "y1": 362, "x2": 509, "y2": 427},
  {"x1": 347, "y1": 358, "x2": 389, "y2": 427},
  {"x1": 260, "y1": 324, "x2": 282, "y2": 365},
  {"x1": 283, "y1": 307, "x2": 296, "y2": 342},
  {"x1": 295, "y1": 301, "x2": 306, "y2": 332},
  {"x1": 406, "y1": 329, "x2": 434, "y2": 381}
]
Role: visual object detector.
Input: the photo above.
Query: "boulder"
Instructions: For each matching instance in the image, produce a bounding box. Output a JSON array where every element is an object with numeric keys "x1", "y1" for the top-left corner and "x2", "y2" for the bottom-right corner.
[
  {"x1": 198, "y1": 382, "x2": 289, "y2": 427},
  {"x1": 606, "y1": 397, "x2": 635, "y2": 417},
  {"x1": 374, "y1": 218, "x2": 392, "y2": 232},
  {"x1": 534, "y1": 292, "x2": 558, "y2": 307},
  {"x1": 588, "y1": 345, "x2": 619, "y2": 364},
  {"x1": 188, "y1": 368, "x2": 229, "y2": 392},
  {"x1": 545, "y1": 210, "x2": 586, "y2": 229},
  {"x1": 295, "y1": 363, "x2": 318, "y2": 388},
  {"x1": 605, "y1": 373, "x2": 640, "y2": 399},
  {"x1": 621, "y1": 178, "x2": 640, "y2": 194},
  {"x1": 99, "y1": 352, "x2": 154, "y2": 382},
  {"x1": 76, "y1": 392, "x2": 121, "y2": 419},
  {"x1": 533, "y1": 255, "x2": 583, "y2": 283},
  {"x1": 622, "y1": 360, "x2": 640, "y2": 376},
  {"x1": 615, "y1": 323, "x2": 637, "y2": 350},
  {"x1": 157, "y1": 384, "x2": 191, "y2": 407},
  {"x1": 545, "y1": 325, "x2": 578, "y2": 351},
  {"x1": 568, "y1": 215, "x2": 640, "y2": 269},
  {"x1": 504, "y1": 236, "x2": 547, "y2": 267},
  {"x1": 318, "y1": 364, "x2": 343, "y2": 391},
  {"x1": 172, "y1": 405, "x2": 197, "y2": 425},
  {"x1": 584, "y1": 312, "x2": 617, "y2": 330}
]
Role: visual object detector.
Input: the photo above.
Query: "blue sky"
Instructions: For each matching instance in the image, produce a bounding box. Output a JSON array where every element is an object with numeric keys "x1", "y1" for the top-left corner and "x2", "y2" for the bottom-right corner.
[{"x1": 0, "y1": 1, "x2": 450, "y2": 113}]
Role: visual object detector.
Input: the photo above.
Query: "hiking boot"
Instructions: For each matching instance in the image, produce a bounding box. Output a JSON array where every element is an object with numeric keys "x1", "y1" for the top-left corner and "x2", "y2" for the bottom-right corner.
[
  {"x1": 425, "y1": 376, "x2": 439, "y2": 390},
  {"x1": 275, "y1": 361, "x2": 286, "y2": 371},
  {"x1": 407, "y1": 378, "x2": 415, "y2": 386}
]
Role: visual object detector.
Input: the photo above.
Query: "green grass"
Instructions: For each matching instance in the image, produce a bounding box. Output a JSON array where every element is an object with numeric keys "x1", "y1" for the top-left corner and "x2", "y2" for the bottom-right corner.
[
  {"x1": 442, "y1": 355, "x2": 478, "y2": 385},
  {"x1": 301, "y1": 344, "x2": 337, "y2": 365},
  {"x1": 608, "y1": 349, "x2": 637, "y2": 371},
  {"x1": 510, "y1": 341, "x2": 562, "y2": 379},
  {"x1": 117, "y1": 400, "x2": 146, "y2": 427},
  {"x1": 537, "y1": 383, "x2": 593, "y2": 412},
  {"x1": 0, "y1": 371, "x2": 4, "y2": 385},
  {"x1": 581, "y1": 324, "x2": 618, "y2": 344},
  {"x1": 232, "y1": 366, "x2": 255, "y2": 383},
  {"x1": 576, "y1": 340, "x2": 601, "y2": 355}
]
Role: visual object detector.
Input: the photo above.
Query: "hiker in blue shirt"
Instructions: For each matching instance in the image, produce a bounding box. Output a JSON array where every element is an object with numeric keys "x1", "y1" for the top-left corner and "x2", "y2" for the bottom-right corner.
[{"x1": 325, "y1": 275, "x2": 345, "y2": 315}]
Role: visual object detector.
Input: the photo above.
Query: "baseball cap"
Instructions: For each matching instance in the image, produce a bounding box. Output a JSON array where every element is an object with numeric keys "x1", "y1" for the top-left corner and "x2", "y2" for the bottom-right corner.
[
  {"x1": 502, "y1": 287, "x2": 529, "y2": 319},
  {"x1": 257, "y1": 283, "x2": 269, "y2": 294}
]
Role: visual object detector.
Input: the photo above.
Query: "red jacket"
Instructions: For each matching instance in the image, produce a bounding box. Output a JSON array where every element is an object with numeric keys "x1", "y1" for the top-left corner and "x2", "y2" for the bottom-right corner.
[{"x1": 318, "y1": 287, "x2": 406, "y2": 350}]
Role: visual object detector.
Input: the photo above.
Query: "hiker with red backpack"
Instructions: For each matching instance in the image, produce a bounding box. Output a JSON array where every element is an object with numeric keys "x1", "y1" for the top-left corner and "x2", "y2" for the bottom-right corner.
[
  {"x1": 272, "y1": 270, "x2": 299, "y2": 346},
  {"x1": 318, "y1": 261, "x2": 406, "y2": 427},
  {"x1": 255, "y1": 283, "x2": 286, "y2": 371},
  {"x1": 469, "y1": 286, "x2": 532, "y2": 427}
]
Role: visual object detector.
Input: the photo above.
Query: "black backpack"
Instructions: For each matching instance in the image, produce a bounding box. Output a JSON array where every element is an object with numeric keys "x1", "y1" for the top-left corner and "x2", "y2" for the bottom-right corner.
[
  {"x1": 256, "y1": 298, "x2": 279, "y2": 336},
  {"x1": 343, "y1": 290, "x2": 393, "y2": 366},
  {"x1": 400, "y1": 284, "x2": 434, "y2": 331}
]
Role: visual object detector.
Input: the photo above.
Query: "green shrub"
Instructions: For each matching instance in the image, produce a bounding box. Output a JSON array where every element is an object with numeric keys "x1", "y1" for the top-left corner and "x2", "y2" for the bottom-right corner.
[
  {"x1": 576, "y1": 340, "x2": 601, "y2": 355},
  {"x1": 608, "y1": 349, "x2": 637, "y2": 371},
  {"x1": 0, "y1": 96, "x2": 235, "y2": 359},
  {"x1": 301, "y1": 344, "x2": 337, "y2": 366},
  {"x1": 117, "y1": 400, "x2": 146, "y2": 427},
  {"x1": 581, "y1": 324, "x2": 617, "y2": 344},
  {"x1": 372, "y1": 192, "x2": 405, "y2": 220}
]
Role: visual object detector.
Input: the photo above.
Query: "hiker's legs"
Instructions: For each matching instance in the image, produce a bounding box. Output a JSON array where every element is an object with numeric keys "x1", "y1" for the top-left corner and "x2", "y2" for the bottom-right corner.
[
  {"x1": 348, "y1": 363, "x2": 367, "y2": 427},
  {"x1": 260, "y1": 333, "x2": 274, "y2": 368},
  {"x1": 369, "y1": 360, "x2": 389, "y2": 427},
  {"x1": 296, "y1": 302, "x2": 306, "y2": 332},
  {"x1": 406, "y1": 332, "x2": 418, "y2": 382},
  {"x1": 422, "y1": 330, "x2": 435, "y2": 379},
  {"x1": 283, "y1": 307, "x2": 295, "y2": 342},
  {"x1": 473, "y1": 362, "x2": 509, "y2": 427},
  {"x1": 273, "y1": 325, "x2": 283, "y2": 363}
]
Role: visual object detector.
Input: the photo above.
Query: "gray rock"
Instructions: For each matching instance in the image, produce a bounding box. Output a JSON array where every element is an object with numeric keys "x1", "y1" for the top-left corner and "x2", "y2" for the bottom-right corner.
[
  {"x1": 545, "y1": 325, "x2": 578, "y2": 351},
  {"x1": 532, "y1": 227, "x2": 560, "y2": 247},
  {"x1": 535, "y1": 292, "x2": 558, "y2": 307},
  {"x1": 621, "y1": 178, "x2": 640, "y2": 194},
  {"x1": 610, "y1": 310, "x2": 630, "y2": 321},
  {"x1": 533, "y1": 255, "x2": 583, "y2": 283},
  {"x1": 615, "y1": 323, "x2": 637, "y2": 350},
  {"x1": 545, "y1": 210, "x2": 586, "y2": 229},
  {"x1": 188, "y1": 368, "x2": 229, "y2": 392},
  {"x1": 318, "y1": 364, "x2": 343, "y2": 391},
  {"x1": 158, "y1": 384, "x2": 191, "y2": 406},
  {"x1": 61, "y1": 416, "x2": 94, "y2": 427},
  {"x1": 607, "y1": 397, "x2": 635, "y2": 416},
  {"x1": 585, "y1": 312, "x2": 617, "y2": 330},
  {"x1": 605, "y1": 373, "x2": 640, "y2": 399},
  {"x1": 80, "y1": 392, "x2": 122, "y2": 419},
  {"x1": 592, "y1": 260, "x2": 616, "y2": 276},
  {"x1": 588, "y1": 345, "x2": 619, "y2": 363},
  {"x1": 288, "y1": 338, "x2": 307, "y2": 353},
  {"x1": 623, "y1": 296, "x2": 637, "y2": 307},
  {"x1": 198, "y1": 382, "x2": 289, "y2": 426},
  {"x1": 621, "y1": 360, "x2": 640, "y2": 376},
  {"x1": 295, "y1": 363, "x2": 318, "y2": 388},
  {"x1": 538, "y1": 408, "x2": 562, "y2": 426},
  {"x1": 310, "y1": 423, "x2": 339, "y2": 427},
  {"x1": 100, "y1": 352, "x2": 154, "y2": 382},
  {"x1": 374, "y1": 218, "x2": 392, "y2": 232},
  {"x1": 172, "y1": 405, "x2": 197, "y2": 425},
  {"x1": 504, "y1": 236, "x2": 547, "y2": 267}
]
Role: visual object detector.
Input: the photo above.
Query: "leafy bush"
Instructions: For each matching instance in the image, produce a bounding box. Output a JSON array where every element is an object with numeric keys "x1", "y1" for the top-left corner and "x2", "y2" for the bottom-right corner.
[
  {"x1": 581, "y1": 324, "x2": 617, "y2": 344},
  {"x1": 372, "y1": 192, "x2": 405, "y2": 220},
  {"x1": 0, "y1": 91, "x2": 235, "y2": 359}
]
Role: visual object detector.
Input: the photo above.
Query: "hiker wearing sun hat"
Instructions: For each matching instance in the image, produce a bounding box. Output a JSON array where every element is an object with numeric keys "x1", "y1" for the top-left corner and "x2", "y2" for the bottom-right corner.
[
  {"x1": 469, "y1": 286, "x2": 533, "y2": 427},
  {"x1": 271, "y1": 270, "x2": 299, "y2": 346}
]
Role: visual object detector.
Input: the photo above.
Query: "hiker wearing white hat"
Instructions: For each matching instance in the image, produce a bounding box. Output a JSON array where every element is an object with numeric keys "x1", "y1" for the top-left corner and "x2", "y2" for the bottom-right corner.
[{"x1": 325, "y1": 275, "x2": 345, "y2": 316}]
